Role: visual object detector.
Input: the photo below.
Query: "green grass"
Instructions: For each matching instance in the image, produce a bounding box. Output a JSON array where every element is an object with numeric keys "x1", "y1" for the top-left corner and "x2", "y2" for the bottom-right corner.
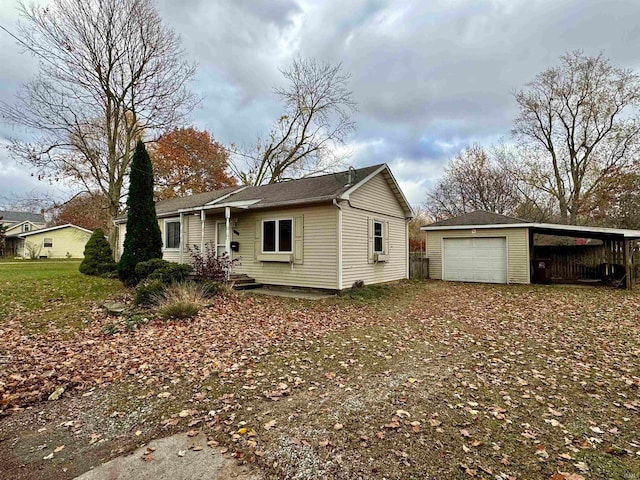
[{"x1": 0, "y1": 260, "x2": 124, "y2": 331}]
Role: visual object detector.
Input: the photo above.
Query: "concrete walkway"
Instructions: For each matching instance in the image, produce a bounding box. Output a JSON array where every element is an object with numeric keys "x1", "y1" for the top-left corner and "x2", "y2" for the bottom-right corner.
[{"x1": 74, "y1": 432, "x2": 261, "y2": 480}]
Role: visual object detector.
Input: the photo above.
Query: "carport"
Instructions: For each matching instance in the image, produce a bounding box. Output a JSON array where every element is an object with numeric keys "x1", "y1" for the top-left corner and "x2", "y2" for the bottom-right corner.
[{"x1": 421, "y1": 211, "x2": 640, "y2": 290}]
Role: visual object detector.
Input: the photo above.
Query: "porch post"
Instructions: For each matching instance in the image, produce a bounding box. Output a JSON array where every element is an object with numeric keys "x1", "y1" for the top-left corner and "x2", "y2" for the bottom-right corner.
[
  {"x1": 624, "y1": 239, "x2": 632, "y2": 290},
  {"x1": 225, "y1": 207, "x2": 231, "y2": 281},
  {"x1": 225, "y1": 207, "x2": 231, "y2": 256},
  {"x1": 622, "y1": 238, "x2": 631, "y2": 290},
  {"x1": 200, "y1": 209, "x2": 205, "y2": 252},
  {"x1": 179, "y1": 212, "x2": 184, "y2": 263}
]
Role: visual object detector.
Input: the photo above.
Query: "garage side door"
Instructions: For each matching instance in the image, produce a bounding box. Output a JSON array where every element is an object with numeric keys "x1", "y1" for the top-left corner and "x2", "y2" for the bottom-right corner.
[{"x1": 443, "y1": 237, "x2": 507, "y2": 284}]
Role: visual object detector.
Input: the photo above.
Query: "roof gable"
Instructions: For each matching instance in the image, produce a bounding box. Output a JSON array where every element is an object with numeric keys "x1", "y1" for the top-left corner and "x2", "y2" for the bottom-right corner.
[{"x1": 18, "y1": 223, "x2": 93, "y2": 237}]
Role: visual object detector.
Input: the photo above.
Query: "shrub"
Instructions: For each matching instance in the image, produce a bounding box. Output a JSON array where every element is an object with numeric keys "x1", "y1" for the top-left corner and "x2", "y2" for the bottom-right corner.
[
  {"x1": 200, "y1": 280, "x2": 222, "y2": 298},
  {"x1": 135, "y1": 258, "x2": 171, "y2": 279},
  {"x1": 156, "y1": 282, "x2": 208, "y2": 320},
  {"x1": 25, "y1": 240, "x2": 42, "y2": 259},
  {"x1": 188, "y1": 242, "x2": 239, "y2": 282},
  {"x1": 103, "y1": 322, "x2": 121, "y2": 335},
  {"x1": 80, "y1": 228, "x2": 116, "y2": 276},
  {"x1": 135, "y1": 259, "x2": 192, "y2": 284},
  {"x1": 352, "y1": 280, "x2": 365, "y2": 289},
  {"x1": 149, "y1": 263, "x2": 192, "y2": 284},
  {"x1": 158, "y1": 301, "x2": 201, "y2": 320},
  {"x1": 134, "y1": 280, "x2": 166, "y2": 306},
  {"x1": 125, "y1": 314, "x2": 148, "y2": 332},
  {"x1": 117, "y1": 140, "x2": 163, "y2": 285}
]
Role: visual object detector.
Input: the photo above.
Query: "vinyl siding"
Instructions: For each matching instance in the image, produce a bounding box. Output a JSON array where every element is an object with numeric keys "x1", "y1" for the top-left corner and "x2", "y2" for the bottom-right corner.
[
  {"x1": 233, "y1": 204, "x2": 338, "y2": 290},
  {"x1": 349, "y1": 172, "x2": 406, "y2": 218},
  {"x1": 426, "y1": 228, "x2": 530, "y2": 284},
  {"x1": 117, "y1": 204, "x2": 339, "y2": 289},
  {"x1": 20, "y1": 227, "x2": 92, "y2": 259},
  {"x1": 341, "y1": 172, "x2": 408, "y2": 289},
  {"x1": 116, "y1": 215, "x2": 219, "y2": 263}
]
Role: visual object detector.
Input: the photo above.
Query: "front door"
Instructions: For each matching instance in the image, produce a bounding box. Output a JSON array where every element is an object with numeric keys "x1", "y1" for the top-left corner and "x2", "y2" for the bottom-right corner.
[{"x1": 216, "y1": 221, "x2": 228, "y2": 257}]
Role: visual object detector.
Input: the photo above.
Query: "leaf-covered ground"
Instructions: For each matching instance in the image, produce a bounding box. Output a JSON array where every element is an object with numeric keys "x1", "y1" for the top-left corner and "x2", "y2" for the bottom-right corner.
[{"x1": 0, "y1": 280, "x2": 639, "y2": 480}]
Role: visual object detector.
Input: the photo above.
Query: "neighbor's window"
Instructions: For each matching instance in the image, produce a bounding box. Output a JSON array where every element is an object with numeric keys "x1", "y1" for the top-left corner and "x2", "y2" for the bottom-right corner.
[
  {"x1": 43, "y1": 237, "x2": 53, "y2": 248},
  {"x1": 23, "y1": 223, "x2": 30, "y2": 232},
  {"x1": 373, "y1": 221, "x2": 384, "y2": 253},
  {"x1": 165, "y1": 220, "x2": 180, "y2": 249},
  {"x1": 263, "y1": 219, "x2": 293, "y2": 253}
]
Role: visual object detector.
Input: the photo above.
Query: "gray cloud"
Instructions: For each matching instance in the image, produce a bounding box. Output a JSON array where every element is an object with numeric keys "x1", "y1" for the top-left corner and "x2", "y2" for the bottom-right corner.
[{"x1": 2, "y1": 0, "x2": 640, "y2": 206}]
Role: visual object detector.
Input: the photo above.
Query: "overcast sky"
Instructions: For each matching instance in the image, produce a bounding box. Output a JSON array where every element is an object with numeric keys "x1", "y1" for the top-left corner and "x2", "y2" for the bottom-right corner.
[{"x1": 1, "y1": 0, "x2": 640, "y2": 207}]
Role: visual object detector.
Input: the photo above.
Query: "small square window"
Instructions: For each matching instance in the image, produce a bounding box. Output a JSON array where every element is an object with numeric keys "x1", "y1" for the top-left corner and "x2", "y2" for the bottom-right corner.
[{"x1": 43, "y1": 238, "x2": 53, "y2": 248}]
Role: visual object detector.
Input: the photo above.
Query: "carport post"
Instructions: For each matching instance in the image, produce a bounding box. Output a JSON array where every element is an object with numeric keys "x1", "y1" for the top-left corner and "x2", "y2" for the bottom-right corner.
[{"x1": 624, "y1": 239, "x2": 632, "y2": 290}]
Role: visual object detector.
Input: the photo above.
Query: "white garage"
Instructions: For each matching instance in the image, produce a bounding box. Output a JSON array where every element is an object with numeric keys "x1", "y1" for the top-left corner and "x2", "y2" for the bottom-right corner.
[{"x1": 442, "y1": 237, "x2": 507, "y2": 283}]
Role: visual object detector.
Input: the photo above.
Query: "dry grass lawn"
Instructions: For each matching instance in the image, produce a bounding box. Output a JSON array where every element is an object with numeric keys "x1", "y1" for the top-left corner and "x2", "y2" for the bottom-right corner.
[{"x1": 1, "y1": 279, "x2": 639, "y2": 480}]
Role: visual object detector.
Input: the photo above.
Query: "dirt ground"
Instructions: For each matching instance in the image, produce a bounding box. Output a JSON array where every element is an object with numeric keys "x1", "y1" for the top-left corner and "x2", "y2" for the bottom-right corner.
[{"x1": 1, "y1": 280, "x2": 639, "y2": 479}]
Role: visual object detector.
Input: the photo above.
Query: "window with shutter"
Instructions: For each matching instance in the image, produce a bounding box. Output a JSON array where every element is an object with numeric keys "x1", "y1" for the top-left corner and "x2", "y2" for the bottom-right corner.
[{"x1": 262, "y1": 219, "x2": 293, "y2": 253}]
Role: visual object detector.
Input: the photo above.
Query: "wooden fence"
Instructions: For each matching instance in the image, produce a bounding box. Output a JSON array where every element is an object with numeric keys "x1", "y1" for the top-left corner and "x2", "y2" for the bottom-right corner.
[
  {"x1": 534, "y1": 242, "x2": 639, "y2": 286},
  {"x1": 409, "y1": 253, "x2": 429, "y2": 279}
]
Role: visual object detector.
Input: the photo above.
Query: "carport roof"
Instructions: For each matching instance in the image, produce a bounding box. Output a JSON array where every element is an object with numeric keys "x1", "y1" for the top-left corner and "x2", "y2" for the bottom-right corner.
[{"x1": 421, "y1": 211, "x2": 640, "y2": 240}]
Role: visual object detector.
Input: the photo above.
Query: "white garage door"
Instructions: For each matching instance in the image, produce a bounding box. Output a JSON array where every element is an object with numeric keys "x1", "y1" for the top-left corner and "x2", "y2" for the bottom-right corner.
[{"x1": 443, "y1": 237, "x2": 507, "y2": 284}]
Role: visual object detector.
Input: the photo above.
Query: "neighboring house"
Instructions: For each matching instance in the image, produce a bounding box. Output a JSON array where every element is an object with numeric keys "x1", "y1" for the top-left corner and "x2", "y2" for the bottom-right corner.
[
  {"x1": 421, "y1": 210, "x2": 640, "y2": 289},
  {"x1": 14, "y1": 224, "x2": 93, "y2": 259},
  {"x1": 115, "y1": 164, "x2": 414, "y2": 291},
  {"x1": 0, "y1": 210, "x2": 46, "y2": 257}
]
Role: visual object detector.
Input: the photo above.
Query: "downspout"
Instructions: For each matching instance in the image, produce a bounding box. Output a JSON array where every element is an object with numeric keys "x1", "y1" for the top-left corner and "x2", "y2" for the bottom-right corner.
[
  {"x1": 334, "y1": 199, "x2": 343, "y2": 290},
  {"x1": 405, "y1": 217, "x2": 411, "y2": 280}
]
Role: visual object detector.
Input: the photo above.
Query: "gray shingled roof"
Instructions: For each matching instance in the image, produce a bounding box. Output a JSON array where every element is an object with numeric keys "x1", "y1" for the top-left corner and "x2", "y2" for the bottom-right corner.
[
  {"x1": 427, "y1": 210, "x2": 526, "y2": 227},
  {"x1": 0, "y1": 210, "x2": 45, "y2": 224},
  {"x1": 217, "y1": 165, "x2": 383, "y2": 209},
  {"x1": 117, "y1": 165, "x2": 387, "y2": 221}
]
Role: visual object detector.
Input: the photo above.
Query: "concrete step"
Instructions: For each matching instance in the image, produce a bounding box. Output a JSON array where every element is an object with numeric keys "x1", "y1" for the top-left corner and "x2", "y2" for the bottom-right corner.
[{"x1": 233, "y1": 282, "x2": 263, "y2": 290}]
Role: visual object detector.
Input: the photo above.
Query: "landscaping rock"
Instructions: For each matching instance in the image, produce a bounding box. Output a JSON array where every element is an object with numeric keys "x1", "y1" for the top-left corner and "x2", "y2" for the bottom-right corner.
[
  {"x1": 47, "y1": 386, "x2": 65, "y2": 401},
  {"x1": 103, "y1": 302, "x2": 126, "y2": 315}
]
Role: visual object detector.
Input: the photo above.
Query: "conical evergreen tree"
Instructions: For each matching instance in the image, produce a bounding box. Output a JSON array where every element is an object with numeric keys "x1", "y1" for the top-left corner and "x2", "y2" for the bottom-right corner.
[
  {"x1": 118, "y1": 140, "x2": 163, "y2": 285},
  {"x1": 79, "y1": 228, "x2": 116, "y2": 275}
]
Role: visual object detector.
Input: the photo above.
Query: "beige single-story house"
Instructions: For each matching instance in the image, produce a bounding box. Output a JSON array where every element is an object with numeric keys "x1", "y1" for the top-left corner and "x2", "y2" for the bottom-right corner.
[
  {"x1": 1, "y1": 210, "x2": 46, "y2": 257},
  {"x1": 13, "y1": 224, "x2": 93, "y2": 259},
  {"x1": 115, "y1": 164, "x2": 414, "y2": 291},
  {"x1": 421, "y1": 210, "x2": 640, "y2": 289}
]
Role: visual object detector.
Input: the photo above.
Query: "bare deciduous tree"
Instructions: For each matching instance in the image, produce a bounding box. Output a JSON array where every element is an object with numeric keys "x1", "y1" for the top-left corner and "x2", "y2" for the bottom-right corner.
[
  {"x1": 426, "y1": 145, "x2": 521, "y2": 221},
  {"x1": 512, "y1": 51, "x2": 640, "y2": 224},
  {"x1": 233, "y1": 57, "x2": 357, "y2": 185},
  {"x1": 1, "y1": 0, "x2": 197, "y2": 239}
]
